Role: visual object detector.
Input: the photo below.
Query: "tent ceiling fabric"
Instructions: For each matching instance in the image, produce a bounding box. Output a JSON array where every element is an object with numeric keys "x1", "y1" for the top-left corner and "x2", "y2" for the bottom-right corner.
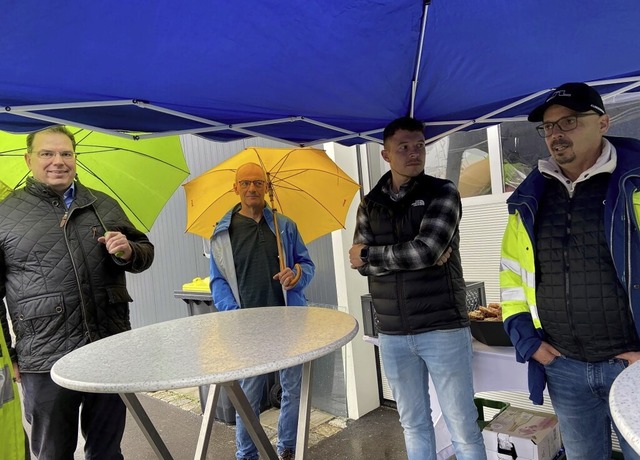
[{"x1": 1, "y1": 1, "x2": 640, "y2": 146}]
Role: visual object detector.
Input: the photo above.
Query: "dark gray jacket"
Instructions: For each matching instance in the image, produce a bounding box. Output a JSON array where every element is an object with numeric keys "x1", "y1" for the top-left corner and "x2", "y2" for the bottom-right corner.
[{"x1": 0, "y1": 178, "x2": 154, "y2": 372}]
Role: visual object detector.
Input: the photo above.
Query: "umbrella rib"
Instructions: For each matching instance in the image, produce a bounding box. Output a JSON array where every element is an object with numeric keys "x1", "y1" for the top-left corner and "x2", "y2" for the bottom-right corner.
[
  {"x1": 72, "y1": 128, "x2": 189, "y2": 174},
  {"x1": 271, "y1": 186, "x2": 345, "y2": 229},
  {"x1": 197, "y1": 189, "x2": 235, "y2": 222},
  {"x1": 0, "y1": 152, "x2": 32, "y2": 188},
  {"x1": 76, "y1": 162, "x2": 149, "y2": 231},
  {"x1": 78, "y1": 144, "x2": 190, "y2": 174},
  {"x1": 269, "y1": 166, "x2": 356, "y2": 183},
  {"x1": 270, "y1": 176, "x2": 355, "y2": 230}
]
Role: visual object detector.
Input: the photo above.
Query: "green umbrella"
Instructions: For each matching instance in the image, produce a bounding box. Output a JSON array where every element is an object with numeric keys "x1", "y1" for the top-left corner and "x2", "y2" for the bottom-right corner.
[
  {"x1": 0, "y1": 127, "x2": 189, "y2": 232},
  {"x1": 0, "y1": 179, "x2": 10, "y2": 201}
]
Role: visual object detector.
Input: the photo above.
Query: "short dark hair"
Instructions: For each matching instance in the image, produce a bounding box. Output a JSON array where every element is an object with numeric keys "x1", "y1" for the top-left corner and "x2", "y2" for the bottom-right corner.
[
  {"x1": 26, "y1": 126, "x2": 77, "y2": 153},
  {"x1": 383, "y1": 116, "x2": 424, "y2": 146}
]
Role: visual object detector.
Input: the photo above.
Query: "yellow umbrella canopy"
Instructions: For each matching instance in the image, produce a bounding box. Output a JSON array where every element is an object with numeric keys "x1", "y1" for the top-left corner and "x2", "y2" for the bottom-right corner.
[
  {"x1": 0, "y1": 127, "x2": 190, "y2": 232},
  {"x1": 183, "y1": 147, "x2": 361, "y2": 243}
]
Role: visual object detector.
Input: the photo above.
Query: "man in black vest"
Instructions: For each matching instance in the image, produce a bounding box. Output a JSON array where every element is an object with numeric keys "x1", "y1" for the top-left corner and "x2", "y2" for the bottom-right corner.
[
  {"x1": 501, "y1": 82, "x2": 640, "y2": 459},
  {"x1": 349, "y1": 116, "x2": 485, "y2": 460}
]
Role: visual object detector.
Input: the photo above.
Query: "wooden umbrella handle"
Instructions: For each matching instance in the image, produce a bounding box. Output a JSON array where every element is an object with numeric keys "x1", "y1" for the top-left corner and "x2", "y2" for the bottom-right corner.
[
  {"x1": 290, "y1": 263, "x2": 302, "y2": 286},
  {"x1": 268, "y1": 176, "x2": 301, "y2": 288},
  {"x1": 271, "y1": 205, "x2": 301, "y2": 288}
]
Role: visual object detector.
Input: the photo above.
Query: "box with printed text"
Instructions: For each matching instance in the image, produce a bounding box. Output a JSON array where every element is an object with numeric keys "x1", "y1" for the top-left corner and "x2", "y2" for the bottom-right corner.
[{"x1": 482, "y1": 406, "x2": 562, "y2": 460}]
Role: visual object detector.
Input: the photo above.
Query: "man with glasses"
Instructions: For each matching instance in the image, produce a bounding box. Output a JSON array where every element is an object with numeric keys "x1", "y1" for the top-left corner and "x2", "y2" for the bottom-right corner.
[
  {"x1": 0, "y1": 126, "x2": 154, "y2": 459},
  {"x1": 501, "y1": 82, "x2": 640, "y2": 459},
  {"x1": 209, "y1": 162, "x2": 314, "y2": 460}
]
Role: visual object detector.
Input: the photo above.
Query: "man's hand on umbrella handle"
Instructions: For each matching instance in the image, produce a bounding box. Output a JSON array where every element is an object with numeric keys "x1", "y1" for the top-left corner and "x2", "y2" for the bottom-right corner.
[
  {"x1": 273, "y1": 264, "x2": 302, "y2": 290},
  {"x1": 98, "y1": 231, "x2": 132, "y2": 261}
]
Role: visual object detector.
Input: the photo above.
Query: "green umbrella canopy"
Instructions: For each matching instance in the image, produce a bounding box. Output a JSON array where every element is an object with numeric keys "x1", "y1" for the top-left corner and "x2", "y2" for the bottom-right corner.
[
  {"x1": 0, "y1": 127, "x2": 190, "y2": 232},
  {"x1": 0, "y1": 179, "x2": 10, "y2": 201}
]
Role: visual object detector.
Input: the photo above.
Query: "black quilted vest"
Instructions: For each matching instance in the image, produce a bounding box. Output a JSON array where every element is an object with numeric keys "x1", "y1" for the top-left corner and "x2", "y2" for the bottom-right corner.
[
  {"x1": 365, "y1": 174, "x2": 468, "y2": 335},
  {"x1": 535, "y1": 173, "x2": 640, "y2": 361}
]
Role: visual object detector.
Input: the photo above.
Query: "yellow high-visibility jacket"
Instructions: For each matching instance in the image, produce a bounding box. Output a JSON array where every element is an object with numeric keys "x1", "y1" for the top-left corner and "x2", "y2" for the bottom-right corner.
[
  {"x1": 1, "y1": 327, "x2": 27, "y2": 460},
  {"x1": 500, "y1": 136, "x2": 640, "y2": 404}
]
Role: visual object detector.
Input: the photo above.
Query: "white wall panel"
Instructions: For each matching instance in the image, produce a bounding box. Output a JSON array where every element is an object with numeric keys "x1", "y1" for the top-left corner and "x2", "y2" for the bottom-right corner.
[{"x1": 458, "y1": 195, "x2": 510, "y2": 304}]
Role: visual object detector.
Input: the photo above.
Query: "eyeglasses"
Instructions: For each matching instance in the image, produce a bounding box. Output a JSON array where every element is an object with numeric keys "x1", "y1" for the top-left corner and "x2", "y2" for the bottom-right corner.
[
  {"x1": 237, "y1": 179, "x2": 266, "y2": 189},
  {"x1": 34, "y1": 150, "x2": 76, "y2": 160},
  {"x1": 535, "y1": 113, "x2": 599, "y2": 138}
]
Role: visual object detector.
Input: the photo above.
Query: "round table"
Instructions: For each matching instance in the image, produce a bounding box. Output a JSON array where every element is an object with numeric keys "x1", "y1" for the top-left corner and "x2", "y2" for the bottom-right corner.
[
  {"x1": 51, "y1": 306, "x2": 358, "y2": 460},
  {"x1": 610, "y1": 361, "x2": 640, "y2": 455}
]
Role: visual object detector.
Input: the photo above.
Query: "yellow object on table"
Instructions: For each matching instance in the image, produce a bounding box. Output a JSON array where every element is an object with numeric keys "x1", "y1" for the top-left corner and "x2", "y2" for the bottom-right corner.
[{"x1": 182, "y1": 276, "x2": 211, "y2": 292}]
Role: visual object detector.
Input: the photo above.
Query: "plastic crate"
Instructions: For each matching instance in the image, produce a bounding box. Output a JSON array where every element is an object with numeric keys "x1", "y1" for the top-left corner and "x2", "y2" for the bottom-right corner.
[
  {"x1": 474, "y1": 397, "x2": 510, "y2": 429},
  {"x1": 465, "y1": 281, "x2": 487, "y2": 311},
  {"x1": 360, "y1": 281, "x2": 486, "y2": 338},
  {"x1": 360, "y1": 294, "x2": 377, "y2": 337}
]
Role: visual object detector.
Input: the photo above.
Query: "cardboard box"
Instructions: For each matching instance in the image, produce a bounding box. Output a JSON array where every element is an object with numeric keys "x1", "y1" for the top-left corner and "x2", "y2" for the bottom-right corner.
[{"x1": 482, "y1": 406, "x2": 562, "y2": 460}]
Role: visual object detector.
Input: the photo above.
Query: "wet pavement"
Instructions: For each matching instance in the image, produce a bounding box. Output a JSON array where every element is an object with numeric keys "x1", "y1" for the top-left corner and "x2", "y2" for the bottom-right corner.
[
  {"x1": 119, "y1": 392, "x2": 406, "y2": 459},
  {"x1": 46, "y1": 388, "x2": 407, "y2": 459}
]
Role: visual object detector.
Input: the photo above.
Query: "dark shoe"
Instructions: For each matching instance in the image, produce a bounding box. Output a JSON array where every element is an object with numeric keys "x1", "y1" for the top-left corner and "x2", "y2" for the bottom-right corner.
[{"x1": 278, "y1": 448, "x2": 295, "y2": 460}]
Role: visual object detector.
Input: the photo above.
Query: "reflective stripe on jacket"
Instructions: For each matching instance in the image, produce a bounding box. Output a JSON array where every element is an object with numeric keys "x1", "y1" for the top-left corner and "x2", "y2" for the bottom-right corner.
[{"x1": 1, "y1": 329, "x2": 27, "y2": 460}]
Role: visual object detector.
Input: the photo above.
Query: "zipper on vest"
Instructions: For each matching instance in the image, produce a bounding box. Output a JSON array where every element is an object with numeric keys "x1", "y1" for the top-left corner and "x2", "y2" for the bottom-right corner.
[{"x1": 59, "y1": 211, "x2": 69, "y2": 228}]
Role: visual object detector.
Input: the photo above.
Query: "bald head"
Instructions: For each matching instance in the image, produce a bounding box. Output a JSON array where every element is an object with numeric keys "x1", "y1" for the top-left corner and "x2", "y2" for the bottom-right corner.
[
  {"x1": 235, "y1": 163, "x2": 266, "y2": 182},
  {"x1": 234, "y1": 162, "x2": 268, "y2": 216}
]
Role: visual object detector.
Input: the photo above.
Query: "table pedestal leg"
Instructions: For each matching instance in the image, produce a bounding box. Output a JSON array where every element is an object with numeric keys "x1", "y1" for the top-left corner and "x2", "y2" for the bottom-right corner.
[
  {"x1": 225, "y1": 380, "x2": 278, "y2": 460},
  {"x1": 194, "y1": 384, "x2": 221, "y2": 460},
  {"x1": 120, "y1": 393, "x2": 174, "y2": 460},
  {"x1": 295, "y1": 361, "x2": 313, "y2": 460}
]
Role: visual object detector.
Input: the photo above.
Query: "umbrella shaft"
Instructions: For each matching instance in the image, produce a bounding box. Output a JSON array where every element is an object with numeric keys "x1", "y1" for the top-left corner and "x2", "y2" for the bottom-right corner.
[{"x1": 271, "y1": 208, "x2": 286, "y2": 272}]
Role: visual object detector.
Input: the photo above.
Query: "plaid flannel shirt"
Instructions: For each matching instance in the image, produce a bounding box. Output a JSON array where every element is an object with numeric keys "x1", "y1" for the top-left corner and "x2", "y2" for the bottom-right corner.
[{"x1": 353, "y1": 176, "x2": 461, "y2": 277}]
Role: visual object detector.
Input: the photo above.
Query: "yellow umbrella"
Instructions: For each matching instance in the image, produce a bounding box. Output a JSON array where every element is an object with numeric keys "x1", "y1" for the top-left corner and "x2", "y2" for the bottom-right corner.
[
  {"x1": 458, "y1": 157, "x2": 490, "y2": 198},
  {"x1": 183, "y1": 146, "x2": 361, "y2": 244}
]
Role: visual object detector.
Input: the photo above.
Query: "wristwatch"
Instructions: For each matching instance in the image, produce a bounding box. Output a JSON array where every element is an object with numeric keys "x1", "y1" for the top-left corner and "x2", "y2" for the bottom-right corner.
[{"x1": 360, "y1": 246, "x2": 369, "y2": 263}]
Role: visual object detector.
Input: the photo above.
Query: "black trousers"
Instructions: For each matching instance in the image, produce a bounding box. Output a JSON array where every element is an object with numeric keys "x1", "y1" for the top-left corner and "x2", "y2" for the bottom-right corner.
[{"x1": 21, "y1": 372, "x2": 126, "y2": 460}]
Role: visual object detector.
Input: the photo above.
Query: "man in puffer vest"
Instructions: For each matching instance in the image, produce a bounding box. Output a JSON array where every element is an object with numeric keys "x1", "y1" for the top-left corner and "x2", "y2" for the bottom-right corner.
[
  {"x1": 500, "y1": 82, "x2": 640, "y2": 460},
  {"x1": 349, "y1": 116, "x2": 486, "y2": 460}
]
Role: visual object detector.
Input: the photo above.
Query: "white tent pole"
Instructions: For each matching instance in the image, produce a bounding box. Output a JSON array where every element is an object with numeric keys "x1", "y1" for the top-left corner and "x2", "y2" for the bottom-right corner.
[
  {"x1": 409, "y1": 1, "x2": 430, "y2": 118},
  {"x1": 1, "y1": 111, "x2": 135, "y2": 139},
  {"x1": 598, "y1": 79, "x2": 640, "y2": 101},
  {"x1": 6, "y1": 100, "x2": 133, "y2": 111}
]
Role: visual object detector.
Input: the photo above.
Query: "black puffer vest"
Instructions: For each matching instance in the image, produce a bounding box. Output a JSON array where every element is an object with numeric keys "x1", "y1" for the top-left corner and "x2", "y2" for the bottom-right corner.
[
  {"x1": 535, "y1": 173, "x2": 640, "y2": 361},
  {"x1": 365, "y1": 174, "x2": 468, "y2": 335}
]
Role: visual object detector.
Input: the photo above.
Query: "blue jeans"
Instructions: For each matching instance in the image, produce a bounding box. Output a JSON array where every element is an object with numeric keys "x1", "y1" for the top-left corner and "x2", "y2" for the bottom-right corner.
[
  {"x1": 544, "y1": 355, "x2": 640, "y2": 460},
  {"x1": 379, "y1": 327, "x2": 486, "y2": 460},
  {"x1": 236, "y1": 364, "x2": 302, "y2": 460}
]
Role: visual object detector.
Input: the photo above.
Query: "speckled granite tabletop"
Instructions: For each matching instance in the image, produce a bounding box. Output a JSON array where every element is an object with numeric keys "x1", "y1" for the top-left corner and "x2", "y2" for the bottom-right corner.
[
  {"x1": 610, "y1": 361, "x2": 640, "y2": 455},
  {"x1": 51, "y1": 306, "x2": 358, "y2": 394}
]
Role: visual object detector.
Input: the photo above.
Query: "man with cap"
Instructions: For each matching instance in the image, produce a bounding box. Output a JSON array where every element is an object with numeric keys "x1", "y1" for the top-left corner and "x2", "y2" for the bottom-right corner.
[{"x1": 500, "y1": 82, "x2": 640, "y2": 459}]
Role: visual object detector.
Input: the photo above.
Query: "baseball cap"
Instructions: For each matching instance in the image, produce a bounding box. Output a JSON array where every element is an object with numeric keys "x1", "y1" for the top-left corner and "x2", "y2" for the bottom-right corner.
[{"x1": 528, "y1": 82, "x2": 606, "y2": 122}]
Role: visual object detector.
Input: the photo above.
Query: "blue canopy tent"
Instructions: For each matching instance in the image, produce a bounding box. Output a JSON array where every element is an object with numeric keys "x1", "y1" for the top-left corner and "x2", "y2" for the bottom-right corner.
[{"x1": 1, "y1": 0, "x2": 640, "y2": 146}]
